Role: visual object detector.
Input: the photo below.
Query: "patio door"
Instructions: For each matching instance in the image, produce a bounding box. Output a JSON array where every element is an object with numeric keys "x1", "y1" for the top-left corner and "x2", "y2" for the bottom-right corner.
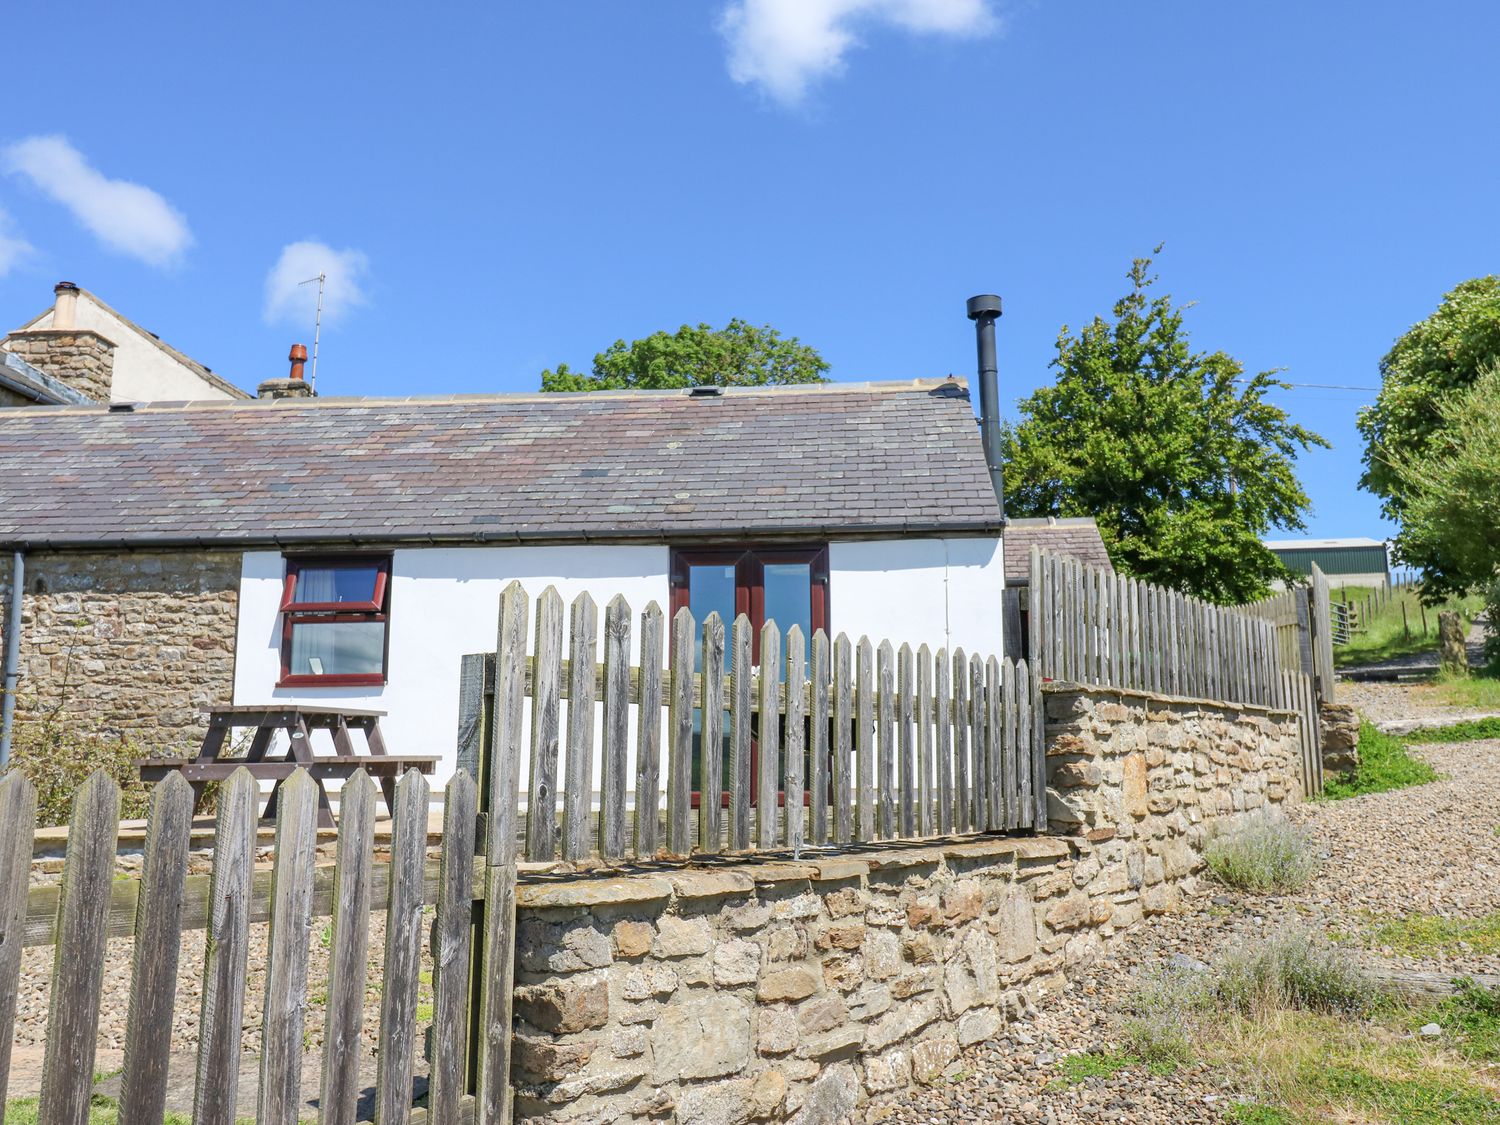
[{"x1": 669, "y1": 547, "x2": 829, "y2": 806}]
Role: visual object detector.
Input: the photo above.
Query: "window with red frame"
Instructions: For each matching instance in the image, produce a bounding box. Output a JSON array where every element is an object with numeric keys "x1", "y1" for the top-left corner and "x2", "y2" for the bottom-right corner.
[
  {"x1": 669, "y1": 546, "x2": 829, "y2": 801},
  {"x1": 279, "y1": 555, "x2": 392, "y2": 686}
]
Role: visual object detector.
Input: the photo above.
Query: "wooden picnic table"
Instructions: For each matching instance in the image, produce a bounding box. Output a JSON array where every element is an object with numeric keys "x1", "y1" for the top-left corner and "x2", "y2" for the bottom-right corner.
[{"x1": 138, "y1": 704, "x2": 439, "y2": 828}]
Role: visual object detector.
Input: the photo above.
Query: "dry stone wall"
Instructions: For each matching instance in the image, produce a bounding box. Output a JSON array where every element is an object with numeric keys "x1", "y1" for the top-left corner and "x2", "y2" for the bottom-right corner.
[
  {"x1": 505, "y1": 683, "x2": 1304, "y2": 1123},
  {"x1": 0, "y1": 550, "x2": 241, "y2": 753}
]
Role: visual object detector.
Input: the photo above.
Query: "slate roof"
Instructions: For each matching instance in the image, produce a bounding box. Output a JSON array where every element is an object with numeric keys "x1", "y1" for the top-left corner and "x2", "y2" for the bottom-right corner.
[
  {"x1": 0, "y1": 379, "x2": 1002, "y2": 549},
  {"x1": 1003, "y1": 517, "x2": 1113, "y2": 583}
]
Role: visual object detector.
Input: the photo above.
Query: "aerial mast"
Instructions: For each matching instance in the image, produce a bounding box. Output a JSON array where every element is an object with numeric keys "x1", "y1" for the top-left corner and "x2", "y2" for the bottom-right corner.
[{"x1": 297, "y1": 272, "x2": 327, "y2": 392}]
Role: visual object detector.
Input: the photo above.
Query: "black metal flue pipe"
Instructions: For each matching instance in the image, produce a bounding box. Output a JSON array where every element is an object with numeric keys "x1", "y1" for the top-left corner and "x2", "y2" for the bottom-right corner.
[{"x1": 966, "y1": 294, "x2": 1006, "y2": 523}]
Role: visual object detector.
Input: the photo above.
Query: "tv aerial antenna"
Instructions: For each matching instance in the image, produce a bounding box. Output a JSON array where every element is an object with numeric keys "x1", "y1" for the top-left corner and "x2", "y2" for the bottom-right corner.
[{"x1": 297, "y1": 272, "x2": 327, "y2": 391}]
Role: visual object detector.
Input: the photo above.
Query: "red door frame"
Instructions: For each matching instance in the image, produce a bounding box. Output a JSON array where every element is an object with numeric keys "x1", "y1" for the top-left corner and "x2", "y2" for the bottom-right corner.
[{"x1": 668, "y1": 546, "x2": 830, "y2": 809}]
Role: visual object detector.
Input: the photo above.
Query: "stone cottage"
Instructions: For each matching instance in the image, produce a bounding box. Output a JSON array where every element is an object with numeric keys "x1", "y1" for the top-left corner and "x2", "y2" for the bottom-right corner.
[{"x1": 0, "y1": 380, "x2": 1015, "y2": 766}]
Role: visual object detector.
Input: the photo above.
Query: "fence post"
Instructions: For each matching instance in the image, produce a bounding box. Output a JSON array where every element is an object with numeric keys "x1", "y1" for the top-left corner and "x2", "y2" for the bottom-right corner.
[{"x1": 476, "y1": 579, "x2": 528, "y2": 1125}]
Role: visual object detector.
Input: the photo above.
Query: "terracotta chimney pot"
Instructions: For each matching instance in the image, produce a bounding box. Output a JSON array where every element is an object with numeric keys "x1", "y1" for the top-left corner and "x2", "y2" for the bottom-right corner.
[{"x1": 288, "y1": 343, "x2": 308, "y2": 381}]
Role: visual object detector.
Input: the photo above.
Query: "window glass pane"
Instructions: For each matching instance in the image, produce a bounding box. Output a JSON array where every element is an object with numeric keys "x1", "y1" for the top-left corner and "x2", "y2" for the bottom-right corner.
[
  {"x1": 687, "y1": 563, "x2": 736, "y2": 795},
  {"x1": 687, "y1": 564, "x2": 737, "y2": 675},
  {"x1": 294, "y1": 564, "x2": 381, "y2": 605},
  {"x1": 289, "y1": 619, "x2": 385, "y2": 676},
  {"x1": 763, "y1": 563, "x2": 813, "y2": 670}
]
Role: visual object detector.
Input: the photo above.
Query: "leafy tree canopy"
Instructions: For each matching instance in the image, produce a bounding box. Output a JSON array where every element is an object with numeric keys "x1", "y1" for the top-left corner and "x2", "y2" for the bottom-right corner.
[
  {"x1": 1001, "y1": 249, "x2": 1329, "y2": 604},
  {"x1": 540, "y1": 318, "x2": 830, "y2": 392},
  {"x1": 1388, "y1": 363, "x2": 1500, "y2": 591},
  {"x1": 1358, "y1": 276, "x2": 1500, "y2": 592}
]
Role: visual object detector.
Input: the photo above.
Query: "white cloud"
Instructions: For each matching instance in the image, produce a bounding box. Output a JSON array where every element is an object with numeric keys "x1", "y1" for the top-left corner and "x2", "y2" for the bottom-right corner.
[
  {"x1": 2, "y1": 135, "x2": 192, "y2": 266},
  {"x1": 719, "y1": 0, "x2": 997, "y2": 104},
  {"x1": 0, "y1": 205, "x2": 32, "y2": 277},
  {"x1": 263, "y1": 241, "x2": 370, "y2": 327}
]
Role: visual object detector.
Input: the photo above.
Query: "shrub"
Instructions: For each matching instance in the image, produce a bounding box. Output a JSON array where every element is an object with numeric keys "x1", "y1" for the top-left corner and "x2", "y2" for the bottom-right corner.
[
  {"x1": 6, "y1": 715, "x2": 149, "y2": 828},
  {"x1": 1205, "y1": 816, "x2": 1320, "y2": 893},
  {"x1": 1125, "y1": 931, "x2": 1379, "y2": 1062},
  {"x1": 1214, "y1": 929, "x2": 1378, "y2": 1017},
  {"x1": 1124, "y1": 961, "x2": 1214, "y2": 1063}
]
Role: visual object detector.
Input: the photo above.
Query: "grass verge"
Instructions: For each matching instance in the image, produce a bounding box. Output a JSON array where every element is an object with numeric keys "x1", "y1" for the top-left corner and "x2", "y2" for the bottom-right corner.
[
  {"x1": 1425, "y1": 673, "x2": 1500, "y2": 712},
  {"x1": 1322, "y1": 722, "x2": 1438, "y2": 800},
  {"x1": 1405, "y1": 717, "x2": 1500, "y2": 743},
  {"x1": 1333, "y1": 589, "x2": 1482, "y2": 668},
  {"x1": 1123, "y1": 933, "x2": 1500, "y2": 1123},
  {"x1": 1357, "y1": 911, "x2": 1500, "y2": 958}
]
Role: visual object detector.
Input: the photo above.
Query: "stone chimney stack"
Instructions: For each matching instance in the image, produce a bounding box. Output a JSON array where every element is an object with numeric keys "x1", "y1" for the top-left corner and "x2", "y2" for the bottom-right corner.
[
  {"x1": 257, "y1": 343, "x2": 316, "y2": 400},
  {"x1": 0, "y1": 282, "x2": 117, "y2": 403}
]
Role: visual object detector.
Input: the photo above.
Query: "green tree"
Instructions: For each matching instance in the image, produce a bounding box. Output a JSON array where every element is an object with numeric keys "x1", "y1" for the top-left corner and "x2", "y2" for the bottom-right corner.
[
  {"x1": 1385, "y1": 363, "x2": 1500, "y2": 663},
  {"x1": 1358, "y1": 276, "x2": 1500, "y2": 595},
  {"x1": 1001, "y1": 250, "x2": 1328, "y2": 603},
  {"x1": 540, "y1": 318, "x2": 830, "y2": 391}
]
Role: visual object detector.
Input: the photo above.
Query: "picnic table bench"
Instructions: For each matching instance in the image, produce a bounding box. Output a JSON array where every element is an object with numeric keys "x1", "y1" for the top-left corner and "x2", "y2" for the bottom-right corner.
[{"x1": 138, "y1": 704, "x2": 439, "y2": 828}]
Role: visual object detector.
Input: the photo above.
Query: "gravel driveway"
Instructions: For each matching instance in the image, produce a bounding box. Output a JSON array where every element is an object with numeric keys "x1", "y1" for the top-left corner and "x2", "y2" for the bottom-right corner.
[{"x1": 870, "y1": 707, "x2": 1500, "y2": 1124}]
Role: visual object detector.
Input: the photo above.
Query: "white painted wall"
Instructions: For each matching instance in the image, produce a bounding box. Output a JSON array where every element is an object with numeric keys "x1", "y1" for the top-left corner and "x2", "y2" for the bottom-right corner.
[
  {"x1": 30, "y1": 294, "x2": 242, "y2": 402},
  {"x1": 234, "y1": 546, "x2": 671, "y2": 778},
  {"x1": 828, "y1": 537, "x2": 1005, "y2": 659},
  {"x1": 232, "y1": 536, "x2": 1005, "y2": 785}
]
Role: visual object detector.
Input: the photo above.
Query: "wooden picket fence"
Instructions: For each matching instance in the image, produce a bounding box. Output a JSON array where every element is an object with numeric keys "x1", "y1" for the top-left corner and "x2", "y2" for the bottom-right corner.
[
  {"x1": 1028, "y1": 547, "x2": 1325, "y2": 795},
  {"x1": 0, "y1": 580, "x2": 1048, "y2": 1124},
  {"x1": 457, "y1": 582, "x2": 1048, "y2": 866},
  {"x1": 0, "y1": 765, "x2": 494, "y2": 1125}
]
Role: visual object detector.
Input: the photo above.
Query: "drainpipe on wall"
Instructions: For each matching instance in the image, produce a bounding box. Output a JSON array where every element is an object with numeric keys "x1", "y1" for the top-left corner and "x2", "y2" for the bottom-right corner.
[{"x1": 0, "y1": 549, "x2": 23, "y2": 770}]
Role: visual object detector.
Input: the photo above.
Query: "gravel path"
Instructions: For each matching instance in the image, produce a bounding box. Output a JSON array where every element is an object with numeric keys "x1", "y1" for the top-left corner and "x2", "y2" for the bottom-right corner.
[
  {"x1": 1337, "y1": 619, "x2": 1488, "y2": 680},
  {"x1": 870, "y1": 701, "x2": 1500, "y2": 1124}
]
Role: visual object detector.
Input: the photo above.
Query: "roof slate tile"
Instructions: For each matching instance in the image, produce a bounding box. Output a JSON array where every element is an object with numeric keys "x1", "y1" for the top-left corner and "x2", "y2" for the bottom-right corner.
[{"x1": 0, "y1": 380, "x2": 1002, "y2": 548}]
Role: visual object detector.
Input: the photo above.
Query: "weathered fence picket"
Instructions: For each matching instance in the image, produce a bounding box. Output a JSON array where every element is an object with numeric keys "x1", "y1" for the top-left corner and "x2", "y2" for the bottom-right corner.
[
  {"x1": 429, "y1": 771, "x2": 477, "y2": 1124},
  {"x1": 563, "y1": 592, "x2": 597, "y2": 864},
  {"x1": 809, "y1": 630, "x2": 830, "y2": 846},
  {"x1": 0, "y1": 775, "x2": 35, "y2": 1115},
  {"x1": 320, "y1": 770, "x2": 375, "y2": 1125},
  {"x1": 785, "y1": 625, "x2": 807, "y2": 851},
  {"x1": 375, "y1": 771, "x2": 430, "y2": 1125},
  {"x1": 194, "y1": 768, "x2": 256, "y2": 1125},
  {"x1": 39, "y1": 772, "x2": 118, "y2": 1123},
  {"x1": 634, "y1": 602, "x2": 664, "y2": 857},
  {"x1": 117, "y1": 773, "x2": 192, "y2": 1125},
  {"x1": 258, "y1": 769, "x2": 318, "y2": 1125}
]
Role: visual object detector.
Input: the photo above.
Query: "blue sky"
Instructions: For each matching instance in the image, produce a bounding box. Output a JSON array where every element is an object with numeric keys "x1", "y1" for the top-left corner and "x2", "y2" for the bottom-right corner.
[{"x1": 2, "y1": 2, "x2": 1496, "y2": 541}]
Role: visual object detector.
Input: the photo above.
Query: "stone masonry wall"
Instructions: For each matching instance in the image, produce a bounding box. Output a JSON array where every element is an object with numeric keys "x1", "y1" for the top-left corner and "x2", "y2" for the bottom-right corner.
[
  {"x1": 503, "y1": 684, "x2": 1304, "y2": 1124},
  {"x1": 0, "y1": 550, "x2": 241, "y2": 754},
  {"x1": 1043, "y1": 682, "x2": 1304, "y2": 915},
  {"x1": 2, "y1": 329, "x2": 115, "y2": 403}
]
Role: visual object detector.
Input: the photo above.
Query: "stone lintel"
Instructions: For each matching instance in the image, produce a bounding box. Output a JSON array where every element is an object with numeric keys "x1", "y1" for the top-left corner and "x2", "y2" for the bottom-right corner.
[
  {"x1": 666, "y1": 869, "x2": 756, "y2": 899},
  {"x1": 1006, "y1": 837, "x2": 1074, "y2": 860},
  {"x1": 810, "y1": 857, "x2": 869, "y2": 881},
  {"x1": 942, "y1": 837, "x2": 1021, "y2": 862},
  {"x1": 518, "y1": 876, "x2": 673, "y2": 909},
  {"x1": 860, "y1": 848, "x2": 944, "y2": 872},
  {"x1": 5, "y1": 326, "x2": 118, "y2": 348},
  {"x1": 748, "y1": 862, "x2": 820, "y2": 884},
  {"x1": 1042, "y1": 679, "x2": 1297, "y2": 719}
]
